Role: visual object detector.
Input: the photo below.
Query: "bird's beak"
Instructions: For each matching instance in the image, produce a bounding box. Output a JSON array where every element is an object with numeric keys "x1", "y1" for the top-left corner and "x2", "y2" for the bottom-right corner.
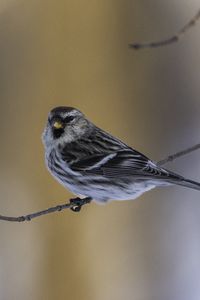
[{"x1": 53, "y1": 121, "x2": 64, "y2": 129}]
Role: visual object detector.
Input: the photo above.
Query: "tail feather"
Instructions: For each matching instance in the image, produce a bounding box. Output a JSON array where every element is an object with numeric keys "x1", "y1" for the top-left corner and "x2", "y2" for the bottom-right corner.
[
  {"x1": 159, "y1": 166, "x2": 200, "y2": 191},
  {"x1": 173, "y1": 178, "x2": 200, "y2": 191}
]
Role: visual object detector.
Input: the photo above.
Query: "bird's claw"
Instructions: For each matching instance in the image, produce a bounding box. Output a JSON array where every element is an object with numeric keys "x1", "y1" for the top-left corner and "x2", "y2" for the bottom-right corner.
[
  {"x1": 71, "y1": 205, "x2": 82, "y2": 212},
  {"x1": 70, "y1": 197, "x2": 91, "y2": 212},
  {"x1": 70, "y1": 197, "x2": 83, "y2": 212}
]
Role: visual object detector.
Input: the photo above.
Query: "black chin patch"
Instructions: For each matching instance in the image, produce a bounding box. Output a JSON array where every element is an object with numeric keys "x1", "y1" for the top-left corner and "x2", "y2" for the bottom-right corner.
[{"x1": 53, "y1": 128, "x2": 65, "y2": 139}]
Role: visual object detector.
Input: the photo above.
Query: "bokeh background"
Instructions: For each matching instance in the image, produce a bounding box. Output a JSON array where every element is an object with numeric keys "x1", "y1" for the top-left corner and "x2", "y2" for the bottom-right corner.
[{"x1": 0, "y1": 1, "x2": 200, "y2": 299}]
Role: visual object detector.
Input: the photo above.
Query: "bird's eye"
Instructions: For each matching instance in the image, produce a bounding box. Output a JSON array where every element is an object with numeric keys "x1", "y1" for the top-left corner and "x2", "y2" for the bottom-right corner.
[{"x1": 64, "y1": 116, "x2": 74, "y2": 123}]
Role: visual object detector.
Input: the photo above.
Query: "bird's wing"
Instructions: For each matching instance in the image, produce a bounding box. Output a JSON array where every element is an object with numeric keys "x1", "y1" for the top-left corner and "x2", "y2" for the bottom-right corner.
[{"x1": 68, "y1": 149, "x2": 178, "y2": 180}]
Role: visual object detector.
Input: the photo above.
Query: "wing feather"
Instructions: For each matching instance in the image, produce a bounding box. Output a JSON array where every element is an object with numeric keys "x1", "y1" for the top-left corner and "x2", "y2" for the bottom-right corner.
[
  {"x1": 60, "y1": 128, "x2": 181, "y2": 181},
  {"x1": 68, "y1": 149, "x2": 175, "y2": 179}
]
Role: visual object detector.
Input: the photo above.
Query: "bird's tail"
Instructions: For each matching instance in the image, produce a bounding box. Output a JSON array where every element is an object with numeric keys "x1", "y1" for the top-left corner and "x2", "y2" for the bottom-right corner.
[
  {"x1": 174, "y1": 177, "x2": 200, "y2": 191},
  {"x1": 159, "y1": 167, "x2": 200, "y2": 191}
]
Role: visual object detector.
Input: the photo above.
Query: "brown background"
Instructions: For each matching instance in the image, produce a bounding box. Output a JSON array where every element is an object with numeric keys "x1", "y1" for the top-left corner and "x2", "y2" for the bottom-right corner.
[{"x1": 0, "y1": 1, "x2": 200, "y2": 299}]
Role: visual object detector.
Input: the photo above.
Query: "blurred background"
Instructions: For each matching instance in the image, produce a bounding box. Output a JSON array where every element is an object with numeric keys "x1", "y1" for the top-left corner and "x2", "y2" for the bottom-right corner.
[{"x1": 0, "y1": 0, "x2": 200, "y2": 299}]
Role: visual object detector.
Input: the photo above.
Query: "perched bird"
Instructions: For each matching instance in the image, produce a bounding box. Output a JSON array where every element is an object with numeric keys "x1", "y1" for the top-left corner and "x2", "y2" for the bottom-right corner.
[{"x1": 42, "y1": 106, "x2": 200, "y2": 203}]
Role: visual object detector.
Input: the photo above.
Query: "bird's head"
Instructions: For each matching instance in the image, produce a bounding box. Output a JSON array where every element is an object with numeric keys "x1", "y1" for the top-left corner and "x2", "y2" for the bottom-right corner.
[{"x1": 42, "y1": 106, "x2": 91, "y2": 149}]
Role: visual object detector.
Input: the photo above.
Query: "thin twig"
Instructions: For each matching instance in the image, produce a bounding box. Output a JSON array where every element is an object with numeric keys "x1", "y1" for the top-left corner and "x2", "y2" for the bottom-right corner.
[
  {"x1": 0, "y1": 197, "x2": 92, "y2": 222},
  {"x1": 157, "y1": 143, "x2": 200, "y2": 166},
  {"x1": 0, "y1": 143, "x2": 200, "y2": 222},
  {"x1": 129, "y1": 9, "x2": 200, "y2": 50}
]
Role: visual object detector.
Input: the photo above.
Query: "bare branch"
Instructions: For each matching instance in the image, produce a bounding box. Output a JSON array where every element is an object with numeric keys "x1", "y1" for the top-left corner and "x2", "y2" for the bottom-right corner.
[
  {"x1": 0, "y1": 197, "x2": 92, "y2": 222},
  {"x1": 157, "y1": 143, "x2": 200, "y2": 166},
  {"x1": 129, "y1": 9, "x2": 200, "y2": 50},
  {"x1": 0, "y1": 142, "x2": 200, "y2": 222}
]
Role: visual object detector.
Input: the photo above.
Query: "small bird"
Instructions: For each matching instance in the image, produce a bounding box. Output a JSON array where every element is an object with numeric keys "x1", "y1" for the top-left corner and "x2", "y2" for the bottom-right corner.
[{"x1": 42, "y1": 106, "x2": 200, "y2": 203}]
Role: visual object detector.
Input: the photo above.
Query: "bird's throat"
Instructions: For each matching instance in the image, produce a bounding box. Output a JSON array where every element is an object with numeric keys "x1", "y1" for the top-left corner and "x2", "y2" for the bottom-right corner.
[{"x1": 53, "y1": 128, "x2": 65, "y2": 139}]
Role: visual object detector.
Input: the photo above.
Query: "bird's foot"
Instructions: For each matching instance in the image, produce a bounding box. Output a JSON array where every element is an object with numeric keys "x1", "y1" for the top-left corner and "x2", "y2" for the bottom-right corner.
[{"x1": 70, "y1": 197, "x2": 92, "y2": 212}]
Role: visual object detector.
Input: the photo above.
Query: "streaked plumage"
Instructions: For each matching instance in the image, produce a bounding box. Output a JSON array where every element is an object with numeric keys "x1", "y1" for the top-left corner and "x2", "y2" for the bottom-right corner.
[{"x1": 42, "y1": 106, "x2": 200, "y2": 203}]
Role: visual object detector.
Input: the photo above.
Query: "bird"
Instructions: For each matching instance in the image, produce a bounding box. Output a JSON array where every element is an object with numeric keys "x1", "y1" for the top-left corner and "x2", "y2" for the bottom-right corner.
[{"x1": 42, "y1": 106, "x2": 200, "y2": 204}]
